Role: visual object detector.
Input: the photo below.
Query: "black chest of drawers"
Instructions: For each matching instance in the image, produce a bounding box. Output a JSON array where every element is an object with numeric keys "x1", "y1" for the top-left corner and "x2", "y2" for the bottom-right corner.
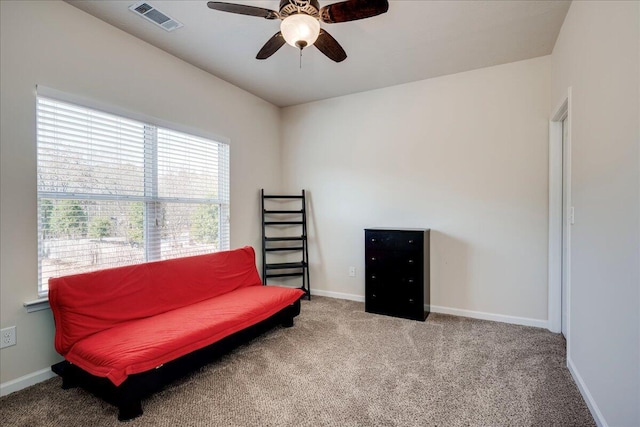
[{"x1": 364, "y1": 228, "x2": 430, "y2": 321}]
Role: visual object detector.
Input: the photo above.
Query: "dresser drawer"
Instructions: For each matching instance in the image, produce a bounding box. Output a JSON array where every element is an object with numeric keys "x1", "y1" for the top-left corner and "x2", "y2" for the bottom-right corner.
[
  {"x1": 366, "y1": 289, "x2": 423, "y2": 320},
  {"x1": 393, "y1": 295, "x2": 425, "y2": 320},
  {"x1": 365, "y1": 250, "x2": 422, "y2": 269},
  {"x1": 365, "y1": 269, "x2": 422, "y2": 291},
  {"x1": 365, "y1": 230, "x2": 423, "y2": 251}
]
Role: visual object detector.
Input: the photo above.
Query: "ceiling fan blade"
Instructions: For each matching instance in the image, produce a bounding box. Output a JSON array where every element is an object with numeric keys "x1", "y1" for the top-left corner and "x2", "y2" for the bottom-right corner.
[
  {"x1": 314, "y1": 29, "x2": 347, "y2": 62},
  {"x1": 320, "y1": 0, "x2": 388, "y2": 23},
  {"x1": 256, "y1": 32, "x2": 286, "y2": 60},
  {"x1": 207, "y1": 2, "x2": 279, "y2": 19}
]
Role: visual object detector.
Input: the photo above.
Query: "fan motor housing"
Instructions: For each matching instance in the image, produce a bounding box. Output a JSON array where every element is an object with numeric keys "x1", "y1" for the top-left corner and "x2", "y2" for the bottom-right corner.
[{"x1": 279, "y1": 0, "x2": 320, "y2": 18}]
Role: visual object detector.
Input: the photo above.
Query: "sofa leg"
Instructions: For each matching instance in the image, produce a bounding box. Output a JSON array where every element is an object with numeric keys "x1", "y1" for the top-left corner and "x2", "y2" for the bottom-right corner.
[
  {"x1": 282, "y1": 317, "x2": 294, "y2": 328},
  {"x1": 61, "y1": 376, "x2": 79, "y2": 390},
  {"x1": 52, "y1": 361, "x2": 79, "y2": 390},
  {"x1": 118, "y1": 399, "x2": 143, "y2": 421},
  {"x1": 117, "y1": 380, "x2": 144, "y2": 421}
]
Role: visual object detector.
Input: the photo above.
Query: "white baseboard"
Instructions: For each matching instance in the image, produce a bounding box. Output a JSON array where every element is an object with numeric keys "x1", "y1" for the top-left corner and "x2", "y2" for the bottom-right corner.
[
  {"x1": 309, "y1": 292, "x2": 547, "y2": 329},
  {"x1": 0, "y1": 367, "x2": 56, "y2": 397},
  {"x1": 567, "y1": 357, "x2": 607, "y2": 427},
  {"x1": 429, "y1": 305, "x2": 548, "y2": 329},
  {"x1": 310, "y1": 289, "x2": 364, "y2": 302}
]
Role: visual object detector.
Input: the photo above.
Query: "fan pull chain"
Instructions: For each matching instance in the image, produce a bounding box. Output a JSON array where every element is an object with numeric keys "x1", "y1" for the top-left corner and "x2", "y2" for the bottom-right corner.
[{"x1": 299, "y1": 48, "x2": 303, "y2": 69}]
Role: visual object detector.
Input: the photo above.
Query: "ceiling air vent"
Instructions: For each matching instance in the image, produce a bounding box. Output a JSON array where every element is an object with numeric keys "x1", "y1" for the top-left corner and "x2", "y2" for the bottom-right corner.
[{"x1": 129, "y1": 2, "x2": 183, "y2": 32}]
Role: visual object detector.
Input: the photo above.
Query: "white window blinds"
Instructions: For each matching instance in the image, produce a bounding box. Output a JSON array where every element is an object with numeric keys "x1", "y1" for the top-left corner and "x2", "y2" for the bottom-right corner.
[{"x1": 37, "y1": 96, "x2": 230, "y2": 295}]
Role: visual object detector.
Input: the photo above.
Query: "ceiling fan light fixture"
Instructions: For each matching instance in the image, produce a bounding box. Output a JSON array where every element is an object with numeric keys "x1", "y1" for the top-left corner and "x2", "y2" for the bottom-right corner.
[{"x1": 280, "y1": 14, "x2": 320, "y2": 49}]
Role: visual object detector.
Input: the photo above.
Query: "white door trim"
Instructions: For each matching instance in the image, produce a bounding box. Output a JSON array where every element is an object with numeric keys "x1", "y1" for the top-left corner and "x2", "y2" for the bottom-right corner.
[{"x1": 548, "y1": 87, "x2": 572, "y2": 350}]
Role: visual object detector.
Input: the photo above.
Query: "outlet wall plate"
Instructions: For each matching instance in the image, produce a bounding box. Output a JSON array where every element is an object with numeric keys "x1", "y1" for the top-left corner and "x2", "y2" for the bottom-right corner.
[{"x1": 1, "y1": 326, "x2": 16, "y2": 349}]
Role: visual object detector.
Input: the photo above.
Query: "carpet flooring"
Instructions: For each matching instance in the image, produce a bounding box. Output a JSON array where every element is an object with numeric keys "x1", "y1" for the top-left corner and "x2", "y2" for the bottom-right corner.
[{"x1": 0, "y1": 296, "x2": 594, "y2": 426}]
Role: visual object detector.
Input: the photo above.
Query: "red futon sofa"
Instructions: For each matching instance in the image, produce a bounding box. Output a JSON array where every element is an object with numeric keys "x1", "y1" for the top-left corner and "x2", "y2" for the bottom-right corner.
[{"x1": 49, "y1": 246, "x2": 304, "y2": 420}]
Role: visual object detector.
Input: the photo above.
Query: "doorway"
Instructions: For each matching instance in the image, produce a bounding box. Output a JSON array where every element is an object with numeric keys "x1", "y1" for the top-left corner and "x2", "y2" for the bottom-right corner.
[
  {"x1": 561, "y1": 117, "x2": 570, "y2": 338},
  {"x1": 548, "y1": 88, "x2": 572, "y2": 345}
]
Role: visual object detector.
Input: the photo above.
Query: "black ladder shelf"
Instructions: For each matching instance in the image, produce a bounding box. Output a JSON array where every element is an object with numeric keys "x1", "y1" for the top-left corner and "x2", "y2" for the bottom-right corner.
[{"x1": 261, "y1": 189, "x2": 310, "y2": 299}]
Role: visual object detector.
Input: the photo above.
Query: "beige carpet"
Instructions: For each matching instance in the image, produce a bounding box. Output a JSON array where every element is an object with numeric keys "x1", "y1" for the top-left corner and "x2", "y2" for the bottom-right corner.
[{"x1": 0, "y1": 296, "x2": 594, "y2": 426}]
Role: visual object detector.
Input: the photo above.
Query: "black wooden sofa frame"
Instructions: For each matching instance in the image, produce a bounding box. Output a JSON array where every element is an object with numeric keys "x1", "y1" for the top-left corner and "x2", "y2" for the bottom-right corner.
[{"x1": 51, "y1": 298, "x2": 301, "y2": 421}]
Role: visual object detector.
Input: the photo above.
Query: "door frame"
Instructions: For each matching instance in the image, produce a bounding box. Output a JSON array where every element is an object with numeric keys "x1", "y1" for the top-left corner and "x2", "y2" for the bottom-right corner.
[{"x1": 548, "y1": 88, "x2": 572, "y2": 346}]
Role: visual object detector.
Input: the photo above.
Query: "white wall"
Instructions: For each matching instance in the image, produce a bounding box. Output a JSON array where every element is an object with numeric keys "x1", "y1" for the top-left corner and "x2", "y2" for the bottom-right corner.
[
  {"x1": 282, "y1": 56, "x2": 551, "y2": 324},
  {"x1": 550, "y1": 2, "x2": 639, "y2": 426},
  {"x1": 0, "y1": 1, "x2": 281, "y2": 384}
]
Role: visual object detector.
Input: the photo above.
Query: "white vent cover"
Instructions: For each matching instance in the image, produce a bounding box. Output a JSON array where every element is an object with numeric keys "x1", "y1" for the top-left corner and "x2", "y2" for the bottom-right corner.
[{"x1": 129, "y1": 2, "x2": 183, "y2": 32}]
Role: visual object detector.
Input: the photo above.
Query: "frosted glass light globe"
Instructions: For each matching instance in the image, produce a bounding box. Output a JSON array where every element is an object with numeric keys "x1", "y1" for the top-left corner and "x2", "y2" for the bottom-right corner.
[{"x1": 280, "y1": 14, "x2": 320, "y2": 49}]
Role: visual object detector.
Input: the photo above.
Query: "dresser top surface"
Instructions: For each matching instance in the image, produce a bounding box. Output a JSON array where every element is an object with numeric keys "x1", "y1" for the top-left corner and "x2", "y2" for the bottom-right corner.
[{"x1": 365, "y1": 228, "x2": 430, "y2": 232}]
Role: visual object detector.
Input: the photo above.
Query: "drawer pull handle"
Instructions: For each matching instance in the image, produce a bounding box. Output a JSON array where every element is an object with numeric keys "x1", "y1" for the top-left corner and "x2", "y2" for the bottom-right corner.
[
  {"x1": 371, "y1": 238, "x2": 377, "y2": 243},
  {"x1": 408, "y1": 239, "x2": 414, "y2": 244},
  {"x1": 408, "y1": 259, "x2": 414, "y2": 264},
  {"x1": 371, "y1": 275, "x2": 376, "y2": 280},
  {"x1": 371, "y1": 257, "x2": 376, "y2": 261},
  {"x1": 408, "y1": 279, "x2": 414, "y2": 284},
  {"x1": 409, "y1": 298, "x2": 415, "y2": 303}
]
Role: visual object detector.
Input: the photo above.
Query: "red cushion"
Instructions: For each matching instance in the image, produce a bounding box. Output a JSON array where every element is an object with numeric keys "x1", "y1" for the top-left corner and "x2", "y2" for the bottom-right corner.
[
  {"x1": 49, "y1": 247, "x2": 263, "y2": 355},
  {"x1": 63, "y1": 285, "x2": 303, "y2": 386}
]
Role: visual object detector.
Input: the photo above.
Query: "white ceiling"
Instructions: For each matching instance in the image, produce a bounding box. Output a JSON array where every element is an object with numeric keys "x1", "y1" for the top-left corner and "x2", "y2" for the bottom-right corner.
[{"x1": 66, "y1": 0, "x2": 570, "y2": 107}]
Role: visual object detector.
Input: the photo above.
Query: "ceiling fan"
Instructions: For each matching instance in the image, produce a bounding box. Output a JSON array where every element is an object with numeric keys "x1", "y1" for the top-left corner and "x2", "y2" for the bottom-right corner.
[{"x1": 206, "y1": 0, "x2": 389, "y2": 62}]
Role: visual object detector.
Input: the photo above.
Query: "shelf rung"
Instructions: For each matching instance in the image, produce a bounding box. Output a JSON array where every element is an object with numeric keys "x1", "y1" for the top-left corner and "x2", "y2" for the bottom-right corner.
[
  {"x1": 266, "y1": 272, "x2": 305, "y2": 278},
  {"x1": 265, "y1": 236, "x2": 306, "y2": 242},
  {"x1": 265, "y1": 246, "x2": 304, "y2": 252},
  {"x1": 264, "y1": 221, "x2": 304, "y2": 225},
  {"x1": 264, "y1": 210, "x2": 303, "y2": 214},
  {"x1": 263, "y1": 195, "x2": 303, "y2": 199},
  {"x1": 263, "y1": 284, "x2": 308, "y2": 293},
  {"x1": 265, "y1": 262, "x2": 306, "y2": 270}
]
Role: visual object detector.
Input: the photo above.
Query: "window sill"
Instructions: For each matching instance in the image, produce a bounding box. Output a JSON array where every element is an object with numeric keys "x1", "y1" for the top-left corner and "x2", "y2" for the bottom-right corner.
[{"x1": 23, "y1": 298, "x2": 50, "y2": 313}]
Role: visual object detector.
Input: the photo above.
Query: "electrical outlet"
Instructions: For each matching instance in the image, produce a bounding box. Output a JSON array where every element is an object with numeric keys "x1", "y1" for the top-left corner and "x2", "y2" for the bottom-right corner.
[
  {"x1": 1, "y1": 326, "x2": 16, "y2": 349},
  {"x1": 348, "y1": 266, "x2": 356, "y2": 277}
]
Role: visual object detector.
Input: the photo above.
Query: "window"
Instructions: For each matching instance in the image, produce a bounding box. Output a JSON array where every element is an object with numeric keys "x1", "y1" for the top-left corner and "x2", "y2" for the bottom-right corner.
[{"x1": 37, "y1": 96, "x2": 230, "y2": 295}]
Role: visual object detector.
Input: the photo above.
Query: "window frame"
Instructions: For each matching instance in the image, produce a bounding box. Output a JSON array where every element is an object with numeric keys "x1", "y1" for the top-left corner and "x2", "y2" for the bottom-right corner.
[{"x1": 35, "y1": 87, "x2": 230, "y2": 297}]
